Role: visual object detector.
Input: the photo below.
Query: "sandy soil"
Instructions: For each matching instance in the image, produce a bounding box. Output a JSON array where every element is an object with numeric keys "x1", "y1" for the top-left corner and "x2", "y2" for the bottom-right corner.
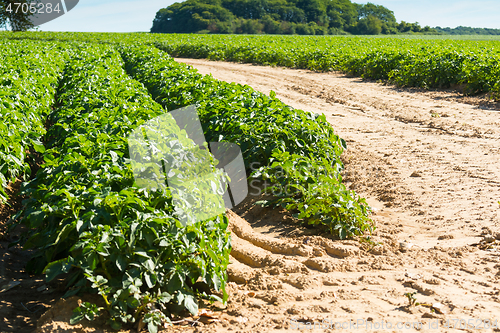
[
  {"x1": 165, "y1": 59, "x2": 500, "y2": 332},
  {"x1": 3, "y1": 59, "x2": 500, "y2": 333}
]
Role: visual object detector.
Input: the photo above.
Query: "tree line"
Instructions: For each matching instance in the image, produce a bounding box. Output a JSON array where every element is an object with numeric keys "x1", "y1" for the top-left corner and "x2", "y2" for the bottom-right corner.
[
  {"x1": 150, "y1": 0, "x2": 437, "y2": 35},
  {"x1": 434, "y1": 26, "x2": 500, "y2": 35},
  {"x1": 2, "y1": 0, "x2": 499, "y2": 36}
]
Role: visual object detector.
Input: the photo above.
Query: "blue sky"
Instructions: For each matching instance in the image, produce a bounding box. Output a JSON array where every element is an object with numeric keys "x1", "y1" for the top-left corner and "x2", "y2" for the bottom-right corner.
[
  {"x1": 35, "y1": 0, "x2": 500, "y2": 32},
  {"x1": 357, "y1": 0, "x2": 500, "y2": 29}
]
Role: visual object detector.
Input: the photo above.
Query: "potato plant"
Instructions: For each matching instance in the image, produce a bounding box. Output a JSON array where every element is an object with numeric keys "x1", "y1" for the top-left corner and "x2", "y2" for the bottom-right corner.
[
  {"x1": 153, "y1": 35, "x2": 500, "y2": 99},
  {"x1": 3, "y1": 32, "x2": 500, "y2": 98},
  {"x1": 0, "y1": 40, "x2": 67, "y2": 201},
  {"x1": 2, "y1": 34, "x2": 377, "y2": 332},
  {"x1": 17, "y1": 43, "x2": 230, "y2": 331},
  {"x1": 119, "y1": 45, "x2": 373, "y2": 239}
]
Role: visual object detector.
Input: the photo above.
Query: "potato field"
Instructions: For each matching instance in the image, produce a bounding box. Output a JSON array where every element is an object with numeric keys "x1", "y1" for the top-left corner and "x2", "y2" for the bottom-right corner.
[{"x1": 1, "y1": 32, "x2": 500, "y2": 333}]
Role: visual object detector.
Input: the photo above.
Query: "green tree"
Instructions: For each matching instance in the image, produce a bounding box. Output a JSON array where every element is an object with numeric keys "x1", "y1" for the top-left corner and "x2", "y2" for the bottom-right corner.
[
  {"x1": 326, "y1": 0, "x2": 357, "y2": 29},
  {"x1": 397, "y1": 21, "x2": 427, "y2": 34},
  {"x1": 150, "y1": 0, "x2": 400, "y2": 35},
  {"x1": 280, "y1": 20, "x2": 296, "y2": 34},
  {"x1": 262, "y1": 15, "x2": 283, "y2": 34},
  {"x1": 236, "y1": 18, "x2": 264, "y2": 33},
  {"x1": 296, "y1": 0, "x2": 327, "y2": 25},
  {"x1": 151, "y1": 0, "x2": 235, "y2": 33},
  {"x1": 355, "y1": 15, "x2": 382, "y2": 35},
  {"x1": 357, "y1": 2, "x2": 396, "y2": 25},
  {"x1": 295, "y1": 22, "x2": 314, "y2": 34},
  {"x1": 354, "y1": 2, "x2": 395, "y2": 34},
  {"x1": 0, "y1": 0, "x2": 36, "y2": 31},
  {"x1": 214, "y1": 20, "x2": 234, "y2": 33}
]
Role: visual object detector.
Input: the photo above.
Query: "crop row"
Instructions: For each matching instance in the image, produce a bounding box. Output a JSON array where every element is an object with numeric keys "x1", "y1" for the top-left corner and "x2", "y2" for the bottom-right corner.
[
  {"x1": 2, "y1": 32, "x2": 499, "y2": 99},
  {"x1": 7, "y1": 37, "x2": 373, "y2": 331},
  {"x1": 0, "y1": 40, "x2": 67, "y2": 201},
  {"x1": 119, "y1": 45, "x2": 372, "y2": 238},
  {"x1": 18, "y1": 43, "x2": 230, "y2": 331},
  {"x1": 153, "y1": 35, "x2": 500, "y2": 99}
]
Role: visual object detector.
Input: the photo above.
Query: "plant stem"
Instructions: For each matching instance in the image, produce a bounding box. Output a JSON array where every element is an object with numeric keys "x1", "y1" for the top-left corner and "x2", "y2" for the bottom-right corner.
[{"x1": 99, "y1": 254, "x2": 112, "y2": 281}]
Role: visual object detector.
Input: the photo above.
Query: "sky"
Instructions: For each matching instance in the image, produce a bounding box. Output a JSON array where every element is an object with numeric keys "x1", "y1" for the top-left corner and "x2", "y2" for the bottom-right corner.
[
  {"x1": 356, "y1": 0, "x2": 500, "y2": 29},
  {"x1": 32, "y1": 0, "x2": 500, "y2": 32}
]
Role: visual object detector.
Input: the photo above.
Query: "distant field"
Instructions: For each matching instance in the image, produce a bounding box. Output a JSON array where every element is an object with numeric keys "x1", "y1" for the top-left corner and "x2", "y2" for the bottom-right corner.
[
  {"x1": 364, "y1": 34, "x2": 500, "y2": 40},
  {"x1": 1, "y1": 31, "x2": 499, "y2": 100},
  {"x1": 151, "y1": 34, "x2": 500, "y2": 100}
]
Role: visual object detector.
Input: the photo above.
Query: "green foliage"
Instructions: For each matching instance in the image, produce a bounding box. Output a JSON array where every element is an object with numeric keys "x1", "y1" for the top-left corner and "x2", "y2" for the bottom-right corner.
[
  {"x1": 354, "y1": 15, "x2": 383, "y2": 35},
  {"x1": 119, "y1": 44, "x2": 373, "y2": 238},
  {"x1": 397, "y1": 21, "x2": 428, "y2": 34},
  {"x1": 2, "y1": 31, "x2": 500, "y2": 98},
  {"x1": 151, "y1": 0, "x2": 235, "y2": 33},
  {"x1": 7, "y1": 29, "x2": 500, "y2": 328},
  {"x1": 18, "y1": 43, "x2": 231, "y2": 332},
  {"x1": 147, "y1": 34, "x2": 500, "y2": 99},
  {"x1": 435, "y1": 26, "x2": 500, "y2": 36},
  {"x1": 255, "y1": 150, "x2": 372, "y2": 238},
  {"x1": 356, "y1": 2, "x2": 396, "y2": 24},
  {"x1": 404, "y1": 291, "x2": 420, "y2": 306},
  {"x1": 150, "y1": 0, "x2": 403, "y2": 35},
  {"x1": 350, "y1": 2, "x2": 404, "y2": 35},
  {"x1": 0, "y1": 39, "x2": 67, "y2": 202}
]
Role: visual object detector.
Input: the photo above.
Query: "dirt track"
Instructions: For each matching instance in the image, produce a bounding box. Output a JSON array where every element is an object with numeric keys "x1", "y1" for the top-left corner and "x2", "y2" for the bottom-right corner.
[
  {"x1": 33, "y1": 60, "x2": 500, "y2": 332},
  {"x1": 175, "y1": 59, "x2": 500, "y2": 332}
]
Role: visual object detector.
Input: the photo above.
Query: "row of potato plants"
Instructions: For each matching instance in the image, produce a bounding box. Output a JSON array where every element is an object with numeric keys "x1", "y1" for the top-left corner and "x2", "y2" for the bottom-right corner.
[
  {"x1": 119, "y1": 45, "x2": 373, "y2": 239},
  {"x1": 17, "y1": 43, "x2": 231, "y2": 332},
  {"x1": 3, "y1": 32, "x2": 500, "y2": 99},
  {"x1": 0, "y1": 40, "x2": 67, "y2": 202},
  {"x1": 153, "y1": 35, "x2": 500, "y2": 99}
]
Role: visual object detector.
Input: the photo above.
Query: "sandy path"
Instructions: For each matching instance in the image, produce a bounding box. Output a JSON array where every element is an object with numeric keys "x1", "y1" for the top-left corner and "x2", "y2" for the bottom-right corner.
[
  {"x1": 170, "y1": 59, "x2": 500, "y2": 332},
  {"x1": 178, "y1": 59, "x2": 500, "y2": 245},
  {"x1": 35, "y1": 59, "x2": 500, "y2": 332}
]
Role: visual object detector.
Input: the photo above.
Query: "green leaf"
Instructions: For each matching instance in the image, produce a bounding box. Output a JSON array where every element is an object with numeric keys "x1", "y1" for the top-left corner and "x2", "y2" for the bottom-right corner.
[
  {"x1": 54, "y1": 223, "x2": 75, "y2": 246},
  {"x1": 212, "y1": 273, "x2": 222, "y2": 291},
  {"x1": 110, "y1": 150, "x2": 119, "y2": 163},
  {"x1": 148, "y1": 322, "x2": 158, "y2": 333},
  {"x1": 134, "y1": 250, "x2": 150, "y2": 259},
  {"x1": 87, "y1": 252, "x2": 99, "y2": 270},
  {"x1": 116, "y1": 255, "x2": 127, "y2": 272},
  {"x1": 44, "y1": 258, "x2": 71, "y2": 282},
  {"x1": 108, "y1": 318, "x2": 122, "y2": 330},
  {"x1": 182, "y1": 293, "x2": 198, "y2": 315},
  {"x1": 144, "y1": 273, "x2": 156, "y2": 288},
  {"x1": 143, "y1": 259, "x2": 155, "y2": 272},
  {"x1": 167, "y1": 272, "x2": 182, "y2": 293},
  {"x1": 159, "y1": 238, "x2": 170, "y2": 247},
  {"x1": 29, "y1": 211, "x2": 45, "y2": 228},
  {"x1": 62, "y1": 287, "x2": 81, "y2": 299},
  {"x1": 30, "y1": 138, "x2": 46, "y2": 153},
  {"x1": 127, "y1": 297, "x2": 139, "y2": 308},
  {"x1": 158, "y1": 292, "x2": 173, "y2": 303},
  {"x1": 255, "y1": 200, "x2": 269, "y2": 207},
  {"x1": 70, "y1": 307, "x2": 84, "y2": 325},
  {"x1": 76, "y1": 219, "x2": 84, "y2": 232},
  {"x1": 339, "y1": 228, "x2": 347, "y2": 240},
  {"x1": 96, "y1": 243, "x2": 109, "y2": 256}
]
